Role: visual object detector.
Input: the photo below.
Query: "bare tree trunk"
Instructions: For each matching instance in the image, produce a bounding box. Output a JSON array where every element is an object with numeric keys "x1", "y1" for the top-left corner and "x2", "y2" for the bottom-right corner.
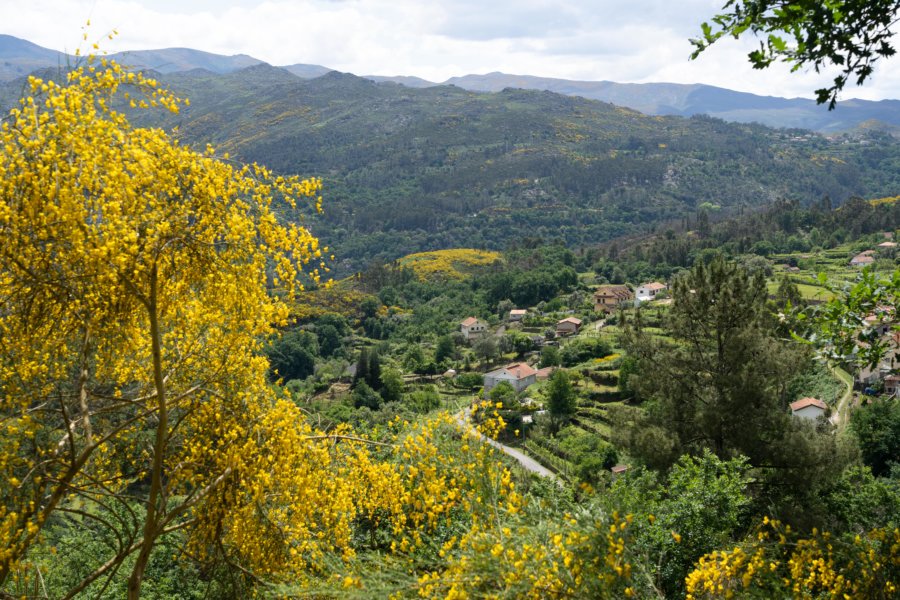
[
  {"x1": 78, "y1": 325, "x2": 93, "y2": 446},
  {"x1": 128, "y1": 267, "x2": 167, "y2": 600}
]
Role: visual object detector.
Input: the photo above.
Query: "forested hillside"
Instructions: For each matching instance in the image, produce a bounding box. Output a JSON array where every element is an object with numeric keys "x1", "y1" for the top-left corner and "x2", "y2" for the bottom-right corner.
[
  {"x1": 3, "y1": 63, "x2": 900, "y2": 272},
  {"x1": 41, "y1": 64, "x2": 896, "y2": 272}
]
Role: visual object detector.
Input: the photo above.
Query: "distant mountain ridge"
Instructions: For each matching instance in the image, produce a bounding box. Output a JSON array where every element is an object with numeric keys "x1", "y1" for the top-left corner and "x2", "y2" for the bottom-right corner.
[
  {"x1": 1, "y1": 33, "x2": 899, "y2": 133},
  {"x1": 372, "y1": 72, "x2": 900, "y2": 133}
]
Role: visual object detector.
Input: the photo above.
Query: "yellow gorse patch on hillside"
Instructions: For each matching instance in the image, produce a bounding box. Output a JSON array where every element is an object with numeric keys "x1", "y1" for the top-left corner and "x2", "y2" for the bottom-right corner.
[
  {"x1": 399, "y1": 248, "x2": 502, "y2": 281},
  {"x1": 869, "y1": 195, "x2": 900, "y2": 206}
]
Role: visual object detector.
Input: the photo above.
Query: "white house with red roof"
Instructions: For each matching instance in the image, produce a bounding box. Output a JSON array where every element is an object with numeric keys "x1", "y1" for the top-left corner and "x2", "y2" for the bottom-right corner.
[
  {"x1": 636, "y1": 281, "x2": 667, "y2": 303},
  {"x1": 790, "y1": 397, "x2": 828, "y2": 420},
  {"x1": 850, "y1": 252, "x2": 876, "y2": 267},
  {"x1": 508, "y1": 309, "x2": 527, "y2": 322},
  {"x1": 483, "y1": 362, "x2": 538, "y2": 396},
  {"x1": 460, "y1": 317, "x2": 488, "y2": 341}
]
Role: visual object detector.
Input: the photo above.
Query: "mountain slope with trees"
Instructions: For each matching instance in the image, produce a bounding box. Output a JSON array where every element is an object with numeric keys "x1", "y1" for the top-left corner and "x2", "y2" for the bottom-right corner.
[{"x1": 70, "y1": 64, "x2": 900, "y2": 273}]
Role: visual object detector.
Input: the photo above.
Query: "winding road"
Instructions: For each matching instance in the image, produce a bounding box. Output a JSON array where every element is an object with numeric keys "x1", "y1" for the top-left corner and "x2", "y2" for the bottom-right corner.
[{"x1": 455, "y1": 408, "x2": 561, "y2": 483}]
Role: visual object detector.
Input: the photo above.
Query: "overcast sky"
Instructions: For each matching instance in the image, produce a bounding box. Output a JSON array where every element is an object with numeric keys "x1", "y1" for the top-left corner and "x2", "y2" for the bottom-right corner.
[{"x1": 4, "y1": 0, "x2": 900, "y2": 100}]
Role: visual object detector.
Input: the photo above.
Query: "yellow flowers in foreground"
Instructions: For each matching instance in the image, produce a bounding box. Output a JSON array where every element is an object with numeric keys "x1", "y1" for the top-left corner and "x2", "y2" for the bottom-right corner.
[
  {"x1": 686, "y1": 518, "x2": 900, "y2": 599},
  {"x1": 0, "y1": 55, "x2": 325, "y2": 594}
]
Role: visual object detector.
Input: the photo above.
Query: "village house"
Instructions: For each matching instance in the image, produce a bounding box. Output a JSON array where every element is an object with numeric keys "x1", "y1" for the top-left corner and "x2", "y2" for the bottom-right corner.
[
  {"x1": 885, "y1": 375, "x2": 900, "y2": 397},
  {"x1": 556, "y1": 317, "x2": 582, "y2": 336},
  {"x1": 460, "y1": 317, "x2": 488, "y2": 341},
  {"x1": 635, "y1": 281, "x2": 667, "y2": 303},
  {"x1": 850, "y1": 251, "x2": 875, "y2": 267},
  {"x1": 593, "y1": 285, "x2": 632, "y2": 313},
  {"x1": 483, "y1": 362, "x2": 538, "y2": 396},
  {"x1": 877, "y1": 241, "x2": 897, "y2": 249},
  {"x1": 508, "y1": 308, "x2": 527, "y2": 322},
  {"x1": 790, "y1": 397, "x2": 828, "y2": 420}
]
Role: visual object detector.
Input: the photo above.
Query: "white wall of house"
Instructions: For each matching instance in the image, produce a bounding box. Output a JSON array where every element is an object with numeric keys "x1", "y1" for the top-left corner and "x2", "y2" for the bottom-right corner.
[
  {"x1": 556, "y1": 322, "x2": 579, "y2": 335},
  {"x1": 792, "y1": 405, "x2": 826, "y2": 420},
  {"x1": 461, "y1": 321, "x2": 487, "y2": 340},
  {"x1": 483, "y1": 370, "x2": 536, "y2": 396}
]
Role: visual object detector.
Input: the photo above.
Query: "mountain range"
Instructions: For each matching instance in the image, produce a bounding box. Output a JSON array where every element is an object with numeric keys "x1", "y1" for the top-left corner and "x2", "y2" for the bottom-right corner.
[
  {"x1": 2, "y1": 34, "x2": 898, "y2": 134},
  {"x1": 3, "y1": 34, "x2": 900, "y2": 273}
]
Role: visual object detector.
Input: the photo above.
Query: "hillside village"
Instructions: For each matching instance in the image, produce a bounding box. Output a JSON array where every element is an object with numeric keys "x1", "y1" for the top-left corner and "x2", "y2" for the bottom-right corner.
[{"x1": 277, "y1": 211, "x2": 900, "y2": 498}]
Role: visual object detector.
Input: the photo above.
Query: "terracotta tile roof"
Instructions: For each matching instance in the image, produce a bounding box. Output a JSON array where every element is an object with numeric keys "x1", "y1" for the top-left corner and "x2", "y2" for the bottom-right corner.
[
  {"x1": 536, "y1": 367, "x2": 556, "y2": 379},
  {"x1": 558, "y1": 317, "x2": 582, "y2": 326},
  {"x1": 642, "y1": 282, "x2": 667, "y2": 290},
  {"x1": 790, "y1": 397, "x2": 827, "y2": 412},
  {"x1": 504, "y1": 362, "x2": 537, "y2": 379},
  {"x1": 509, "y1": 309, "x2": 527, "y2": 316},
  {"x1": 595, "y1": 285, "x2": 631, "y2": 299},
  {"x1": 461, "y1": 317, "x2": 479, "y2": 327}
]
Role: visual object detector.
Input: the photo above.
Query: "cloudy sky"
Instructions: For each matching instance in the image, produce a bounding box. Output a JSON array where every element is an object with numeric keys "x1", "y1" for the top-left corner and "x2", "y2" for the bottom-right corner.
[{"x1": 4, "y1": 0, "x2": 900, "y2": 100}]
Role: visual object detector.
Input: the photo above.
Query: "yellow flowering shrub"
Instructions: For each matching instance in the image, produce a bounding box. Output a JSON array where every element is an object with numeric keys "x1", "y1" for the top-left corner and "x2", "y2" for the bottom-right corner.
[
  {"x1": 0, "y1": 55, "x2": 325, "y2": 594},
  {"x1": 398, "y1": 249, "x2": 502, "y2": 281},
  {"x1": 686, "y1": 518, "x2": 900, "y2": 599},
  {"x1": 416, "y1": 509, "x2": 640, "y2": 599},
  {"x1": 291, "y1": 278, "x2": 374, "y2": 321}
]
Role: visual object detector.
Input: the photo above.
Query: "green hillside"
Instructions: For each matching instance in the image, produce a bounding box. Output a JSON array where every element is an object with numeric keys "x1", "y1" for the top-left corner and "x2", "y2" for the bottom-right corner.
[
  {"x1": 7, "y1": 63, "x2": 900, "y2": 272},
  {"x1": 148, "y1": 66, "x2": 900, "y2": 271}
]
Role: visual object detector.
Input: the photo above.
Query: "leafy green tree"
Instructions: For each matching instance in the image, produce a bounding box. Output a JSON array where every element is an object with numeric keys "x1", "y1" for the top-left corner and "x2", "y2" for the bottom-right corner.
[
  {"x1": 808, "y1": 268, "x2": 899, "y2": 371},
  {"x1": 539, "y1": 346, "x2": 561, "y2": 368},
  {"x1": 359, "y1": 296, "x2": 380, "y2": 319},
  {"x1": 505, "y1": 331, "x2": 536, "y2": 357},
  {"x1": 473, "y1": 336, "x2": 499, "y2": 364},
  {"x1": 775, "y1": 274, "x2": 803, "y2": 308},
  {"x1": 851, "y1": 398, "x2": 900, "y2": 477},
  {"x1": 560, "y1": 337, "x2": 612, "y2": 367},
  {"x1": 351, "y1": 381, "x2": 382, "y2": 410},
  {"x1": 558, "y1": 433, "x2": 618, "y2": 484},
  {"x1": 405, "y1": 387, "x2": 441, "y2": 413},
  {"x1": 435, "y1": 335, "x2": 456, "y2": 365},
  {"x1": 380, "y1": 367, "x2": 405, "y2": 404},
  {"x1": 693, "y1": 0, "x2": 900, "y2": 107},
  {"x1": 546, "y1": 370, "x2": 576, "y2": 425},
  {"x1": 266, "y1": 330, "x2": 319, "y2": 382},
  {"x1": 489, "y1": 381, "x2": 518, "y2": 409},
  {"x1": 497, "y1": 299, "x2": 515, "y2": 320},
  {"x1": 317, "y1": 323, "x2": 344, "y2": 358},
  {"x1": 617, "y1": 355, "x2": 639, "y2": 400},
  {"x1": 647, "y1": 452, "x2": 753, "y2": 597},
  {"x1": 402, "y1": 345, "x2": 426, "y2": 373}
]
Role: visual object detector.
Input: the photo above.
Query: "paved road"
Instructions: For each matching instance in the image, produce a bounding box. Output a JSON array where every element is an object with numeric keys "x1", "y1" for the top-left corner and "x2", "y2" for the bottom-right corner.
[{"x1": 456, "y1": 409, "x2": 561, "y2": 483}]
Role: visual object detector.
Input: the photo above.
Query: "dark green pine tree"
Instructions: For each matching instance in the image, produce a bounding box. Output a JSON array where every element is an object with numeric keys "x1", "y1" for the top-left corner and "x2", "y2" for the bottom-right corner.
[
  {"x1": 367, "y1": 348, "x2": 382, "y2": 391},
  {"x1": 620, "y1": 256, "x2": 851, "y2": 489},
  {"x1": 353, "y1": 347, "x2": 369, "y2": 389}
]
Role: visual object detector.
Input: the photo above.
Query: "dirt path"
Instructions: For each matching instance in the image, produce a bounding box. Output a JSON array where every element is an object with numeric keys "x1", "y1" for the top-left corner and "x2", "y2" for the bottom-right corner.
[
  {"x1": 829, "y1": 365, "x2": 854, "y2": 427},
  {"x1": 456, "y1": 409, "x2": 561, "y2": 483}
]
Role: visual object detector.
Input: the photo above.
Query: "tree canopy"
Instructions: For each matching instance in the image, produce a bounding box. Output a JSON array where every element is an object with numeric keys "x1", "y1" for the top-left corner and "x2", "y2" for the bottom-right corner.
[{"x1": 693, "y1": 0, "x2": 900, "y2": 106}]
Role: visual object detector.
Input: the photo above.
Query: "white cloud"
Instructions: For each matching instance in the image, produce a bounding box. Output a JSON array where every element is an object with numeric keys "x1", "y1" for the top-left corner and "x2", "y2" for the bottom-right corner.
[{"x1": 3, "y1": 0, "x2": 900, "y2": 100}]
